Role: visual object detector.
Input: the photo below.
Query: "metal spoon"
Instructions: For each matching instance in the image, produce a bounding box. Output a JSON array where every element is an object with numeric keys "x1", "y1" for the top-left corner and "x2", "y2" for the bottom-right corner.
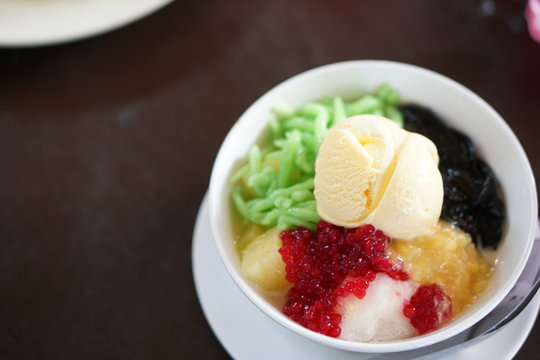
[{"x1": 371, "y1": 221, "x2": 540, "y2": 360}]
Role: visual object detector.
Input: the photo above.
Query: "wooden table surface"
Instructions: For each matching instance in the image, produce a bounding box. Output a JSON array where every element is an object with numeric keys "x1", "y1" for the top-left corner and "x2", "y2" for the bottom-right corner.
[{"x1": 1, "y1": 0, "x2": 539, "y2": 359}]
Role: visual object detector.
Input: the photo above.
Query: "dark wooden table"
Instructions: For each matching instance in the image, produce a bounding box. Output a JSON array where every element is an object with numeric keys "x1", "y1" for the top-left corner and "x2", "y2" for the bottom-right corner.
[{"x1": 1, "y1": 0, "x2": 539, "y2": 359}]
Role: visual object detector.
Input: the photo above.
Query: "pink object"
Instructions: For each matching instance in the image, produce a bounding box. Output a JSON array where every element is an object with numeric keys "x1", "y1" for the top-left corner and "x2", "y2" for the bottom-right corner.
[{"x1": 526, "y1": 0, "x2": 540, "y2": 43}]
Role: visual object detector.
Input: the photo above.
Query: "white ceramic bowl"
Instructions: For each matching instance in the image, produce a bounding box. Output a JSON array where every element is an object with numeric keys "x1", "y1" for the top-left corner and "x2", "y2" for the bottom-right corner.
[{"x1": 208, "y1": 60, "x2": 538, "y2": 353}]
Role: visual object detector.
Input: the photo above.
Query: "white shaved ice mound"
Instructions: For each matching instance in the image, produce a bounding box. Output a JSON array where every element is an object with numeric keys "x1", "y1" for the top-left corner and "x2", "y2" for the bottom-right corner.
[{"x1": 337, "y1": 273, "x2": 418, "y2": 341}]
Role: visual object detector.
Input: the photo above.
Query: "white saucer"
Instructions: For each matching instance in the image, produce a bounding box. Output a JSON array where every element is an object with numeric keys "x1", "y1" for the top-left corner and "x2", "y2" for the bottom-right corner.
[
  {"x1": 0, "y1": 0, "x2": 173, "y2": 47},
  {"x1": 192, "y1": 194, "x2": 540, "y2": 360}
]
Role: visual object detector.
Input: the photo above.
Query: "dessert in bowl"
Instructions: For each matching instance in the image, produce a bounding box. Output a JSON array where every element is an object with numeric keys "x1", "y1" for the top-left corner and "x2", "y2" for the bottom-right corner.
[{"x1": 208, "y1": 60, "x2": 538, "y2": 353}]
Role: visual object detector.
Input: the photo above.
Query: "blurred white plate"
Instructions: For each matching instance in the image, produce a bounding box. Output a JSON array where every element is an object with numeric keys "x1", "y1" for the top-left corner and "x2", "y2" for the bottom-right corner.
[
  {"x1": 0, "y1": 0, "x2": 174, "y2": 47},
  {"x1": 192, "y1": 194, "x2": 540, "y2": 360}
]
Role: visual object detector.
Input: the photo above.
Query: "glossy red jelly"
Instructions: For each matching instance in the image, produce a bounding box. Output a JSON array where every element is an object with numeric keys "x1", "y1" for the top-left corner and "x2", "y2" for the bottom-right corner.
[
  {"x1": 403, "y1": 284, "x2": 452, "y2": 334},
  {"x1": 279, "y1": 221, "x2": 409, "y2": 337}
]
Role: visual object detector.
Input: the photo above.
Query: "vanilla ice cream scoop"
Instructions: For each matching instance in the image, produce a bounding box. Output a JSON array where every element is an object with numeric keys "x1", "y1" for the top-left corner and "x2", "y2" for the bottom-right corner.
[{"x1": 314, "y1": 115, "x2": 443, "y2": 240}]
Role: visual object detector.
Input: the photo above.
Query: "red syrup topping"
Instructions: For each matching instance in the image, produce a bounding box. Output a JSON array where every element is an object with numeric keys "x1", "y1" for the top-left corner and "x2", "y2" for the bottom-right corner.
[
  {"x1": 403, "y1": 284, "x2": 452, "y2": 334},
  {"x1": 278, "y1": 220, "x2": 409, "y2": 337}
]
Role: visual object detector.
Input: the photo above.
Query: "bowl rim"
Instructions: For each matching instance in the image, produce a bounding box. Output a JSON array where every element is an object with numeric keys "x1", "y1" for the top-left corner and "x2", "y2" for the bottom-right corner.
[{"x1": 208, "y1": 60, "x2": 538, "y2": 353}]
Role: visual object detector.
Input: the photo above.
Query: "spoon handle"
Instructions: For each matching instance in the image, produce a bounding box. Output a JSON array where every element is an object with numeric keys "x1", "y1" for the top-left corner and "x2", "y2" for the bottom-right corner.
[{"x1": 371, "y1": 220, "x2": 540, "y2": 360}]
